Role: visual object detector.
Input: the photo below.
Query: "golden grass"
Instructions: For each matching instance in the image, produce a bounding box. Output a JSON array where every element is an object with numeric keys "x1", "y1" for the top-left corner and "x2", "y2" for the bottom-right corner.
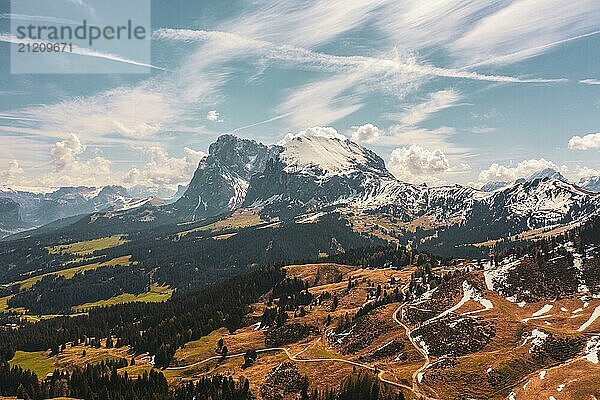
[
  {"x1": 0, "y1": 295, "x2": 11, "y2": 311},
  {"x1": 46, "y1": 235, "x2": 127, "y2": 256},
  {"x1": 177, "y1": 209, "x2": 263, "y2": 238},
  {"x1": 72, "y1": 284, "x2": 173, "y2": 312},
  {"x1": 14, "y1": 255, "x2": 132, "y2": 290},
  {"x1": 9, "y1": 350, "x2": 55, "y2": 378}
]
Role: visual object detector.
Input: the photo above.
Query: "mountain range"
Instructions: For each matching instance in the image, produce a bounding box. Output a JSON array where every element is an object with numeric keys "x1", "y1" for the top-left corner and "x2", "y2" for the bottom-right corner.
[
  {"x1": 0, "y1": 185, "x2": 159, "y2": 237},
  {"x1": 2, "y1": 130, "x2": 599, "y2": 247}
]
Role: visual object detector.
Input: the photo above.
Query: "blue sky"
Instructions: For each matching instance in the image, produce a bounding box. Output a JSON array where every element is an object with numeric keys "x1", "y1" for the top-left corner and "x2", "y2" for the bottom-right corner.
[{"x1": 1, "y1": 0, "x2": 600, "y2": 192}]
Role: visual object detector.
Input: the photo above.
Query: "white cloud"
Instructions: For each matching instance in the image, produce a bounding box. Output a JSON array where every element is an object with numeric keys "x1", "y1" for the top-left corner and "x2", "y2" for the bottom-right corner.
[
  {"x1": 568, "y1": 132, "x2": 600, "y2": 150},
  {"x1": 155, "y1": 28, "x2": 565, "y2": 85},
  {"x1": 397, "y1": 89, "x2": 461, "y2": 126},
  {"x1": 478, "y1": 159, "x2": 566, "y2": 184},
  {"x1": 40, "y1": 135, "x2": 112, "y2": 187},
  {"x1": 388, "y1": 145, "x2": 451, "y2": 184},
  {"x1": 574, "y1": 166, "x2": 600, "y2": 179},
  {"x1": 580, "y1": 79, "x2": 600, "y2": 85},
  {"x1": 276, "y1": 73, "x2": 364, "y2": 128},
  {"x1": 206, "y1": 110, "x2": 222, "y2": 122},
  {"x1": 124, "y1": 146, "x2": 207, "y2": 190},
  {"x1": 51, "y1": 133, "x2": 85, "y2": 172},
  {"x1": 352, "y1": 124, "x2": 381, "y2": 143},
  {"x1": 0, "y1": 160, "x2": 24, "y2": 184}
]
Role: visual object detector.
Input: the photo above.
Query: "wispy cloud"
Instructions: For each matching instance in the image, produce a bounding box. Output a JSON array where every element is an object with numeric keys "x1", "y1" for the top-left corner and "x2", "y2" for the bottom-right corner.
[
  {"x1": 451, "y1": 0, "x2": 600, "y2": 66},
  {"x1": 391, "y1": 89, "x2": 462, "y2": 126},
  {"x1": 0, "y1": 34, "x2": 168, "y2": 72},
  {"x1": 155, "y1": 29, "x2": 565, "y2": 84}
]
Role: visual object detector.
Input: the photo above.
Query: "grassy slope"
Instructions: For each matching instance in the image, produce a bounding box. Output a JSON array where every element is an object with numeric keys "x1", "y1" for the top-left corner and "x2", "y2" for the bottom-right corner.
[
  {"x1": 9, "y1": 350, "x2": 55, "y2": 379},
  {"x1": 14, "y1": 255, "x2": 132, "y2": 290},
  {"x1": 72, "y1": 284, "x2": 173, "y2": 312},
  {"x1": 46, "y1": 235, "x2": 127, "y2": 256}
]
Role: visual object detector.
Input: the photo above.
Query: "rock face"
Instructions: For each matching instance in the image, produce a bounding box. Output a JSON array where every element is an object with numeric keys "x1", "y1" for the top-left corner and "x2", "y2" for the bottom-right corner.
[
  {"x1": 243, "y1": 127, "x2": 394, "y2": 216},
  {"x1": 176, "y1": 130, "x2": 600, "y2": 241},
  {"x1": 171, "y1": 134, "x2": 280, "y2": 220}
]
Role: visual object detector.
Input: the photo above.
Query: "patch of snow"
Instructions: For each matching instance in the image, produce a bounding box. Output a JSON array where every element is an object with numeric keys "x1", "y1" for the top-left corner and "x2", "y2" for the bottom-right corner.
[
  {"x1": 540, "y1": 370, "x2": 547, "y2": 380},
  {"x1": 522, "y1": 329, "x2": 548, "y2": 352},
  {"x1": 484, "y1": 258, "x2": 519, "y2": 292},
  {"x1": 417, "y1": 372, "x2": 424, "y2": 383},
  {"x1": 578, "y1": 305, "x2": 600, "y2": 332},
  {"x1": 296, "y1": 211, "x2": 326, "y2": 224},
  {"x1": 508, "y1": 392, "x2": 516, "y2": 400},
  {"x1": 532, "y1": 304, "x2": 553, "y2": 317},
  {"x1": 517, "y1": 301, "x2": 527, "y2": 308},
  {"x1": 583, "y1": 336, "x2": 600, "y2": 364},
  {"x1": 557, "y1": 384, "x2": 565, "y2": 392},
  {"x1": 375, "y1": 340, "x2": 395, "y2": 352},
  {"x1": 560, "y1": 307, "x2": 568, "y2": 312}
]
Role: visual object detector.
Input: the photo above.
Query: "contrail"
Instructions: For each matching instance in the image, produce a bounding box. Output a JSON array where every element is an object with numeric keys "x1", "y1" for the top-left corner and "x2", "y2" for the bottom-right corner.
[
  {"x1": 231, "y1": 112, "x2": 293, "y2": 133},
  {"x1": 0, "y1": 34, "x2": 169, "y2": 72}
]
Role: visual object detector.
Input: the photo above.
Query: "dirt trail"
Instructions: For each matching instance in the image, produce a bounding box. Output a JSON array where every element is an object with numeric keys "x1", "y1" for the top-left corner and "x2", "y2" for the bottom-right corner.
[
  {"x1": 392, "y1": 304, "x2": 439, "y2": 400},
  {"x1": 166, "y1": 339, "x2": 416, "y2": 392}
]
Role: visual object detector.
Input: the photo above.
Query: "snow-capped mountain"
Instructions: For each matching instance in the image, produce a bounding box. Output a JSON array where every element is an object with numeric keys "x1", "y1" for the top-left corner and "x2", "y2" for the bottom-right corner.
[
  {"x1": 173, "y1": 131, "x2": 599, "y2": 243},
  {"x1": 480, "y1": 181, "x2": 509, "y2": 192},
  {"x1": 8, "y1": 131, "x2": 599, "y2": 247},
  {"x1": 481, "y1": 168, "x2": 568, "y2": 192},
  {"x1": 0, "y1": 185, "x2": 145, "y2": 237},
  {"x1": 526, "y1": 168, "x2": 568, "y2": 183},
  {"x1": 578, "y1": 176, "x2": 600, "y2": 193}
]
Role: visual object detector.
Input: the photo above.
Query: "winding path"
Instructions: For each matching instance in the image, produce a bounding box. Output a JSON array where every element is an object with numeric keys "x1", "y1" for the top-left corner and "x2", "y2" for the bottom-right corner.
[
  {"x1": 392, "y1": 305, "x2": 439, "y2": 400},
  {"x1": 167, "y1": 304, "x2": 442, "y2": 399}
]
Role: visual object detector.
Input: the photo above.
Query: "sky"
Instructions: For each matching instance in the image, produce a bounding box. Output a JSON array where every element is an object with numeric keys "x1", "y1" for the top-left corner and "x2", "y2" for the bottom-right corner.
[{"x1": 1, "y1": 0, "x2": 600, "y2": 194}]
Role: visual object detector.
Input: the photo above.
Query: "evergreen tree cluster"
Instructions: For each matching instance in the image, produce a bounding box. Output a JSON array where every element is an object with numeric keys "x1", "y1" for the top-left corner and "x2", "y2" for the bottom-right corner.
[
  {"x1": 172, "y1": 375, "x2": 251, "y2": 400},
  {"x1": 0, "y1": 361, "x2": 168, "y2": 400},
  {"x1": 324, "y1": 245, "x2": 439, "y2": 269},
  {"x1": 309, "y1": 370, "x2": 405, "y2": 400},
  {"x1": 0, "y1": 267, "x2": 285, "y2": 367},
  {"x1": 8, "y1": 266, "x2": 149, "y2": 314}
]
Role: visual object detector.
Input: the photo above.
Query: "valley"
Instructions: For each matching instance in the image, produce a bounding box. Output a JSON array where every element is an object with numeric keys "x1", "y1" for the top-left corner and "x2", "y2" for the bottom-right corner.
[{"x1": 0, "y1": 132, "x2": 599, "y2": 399}]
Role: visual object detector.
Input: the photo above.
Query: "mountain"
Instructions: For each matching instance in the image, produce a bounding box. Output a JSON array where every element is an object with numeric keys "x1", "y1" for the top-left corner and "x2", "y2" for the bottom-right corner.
[
  {"x1": 244, "y1": 128, "x2": 394, "y2": 215},
  {"x1": 578, "y1": 176, "x2": 600, "y2": 193},
  {"x1": 480, "y1": 168, "x2": 567, "y2": 193},
  {"x1": 526, "y1": 167, "x2": 568, "y2": 182},
  {"x1": 0, "y1": 185, "x2": 144, "y2": 237},
  {"x1": 480, "y1": 181, "x2": 509, "y2": 192},
  {"x1": 0, "y1": 197, "x2": 22, "y2": 235},
  {"x1": 170, "y1": 134, "x2": 280, "y2": 220},
  {"x1": 6, "y1": 132, "x2": 600, "y2": 252}
]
